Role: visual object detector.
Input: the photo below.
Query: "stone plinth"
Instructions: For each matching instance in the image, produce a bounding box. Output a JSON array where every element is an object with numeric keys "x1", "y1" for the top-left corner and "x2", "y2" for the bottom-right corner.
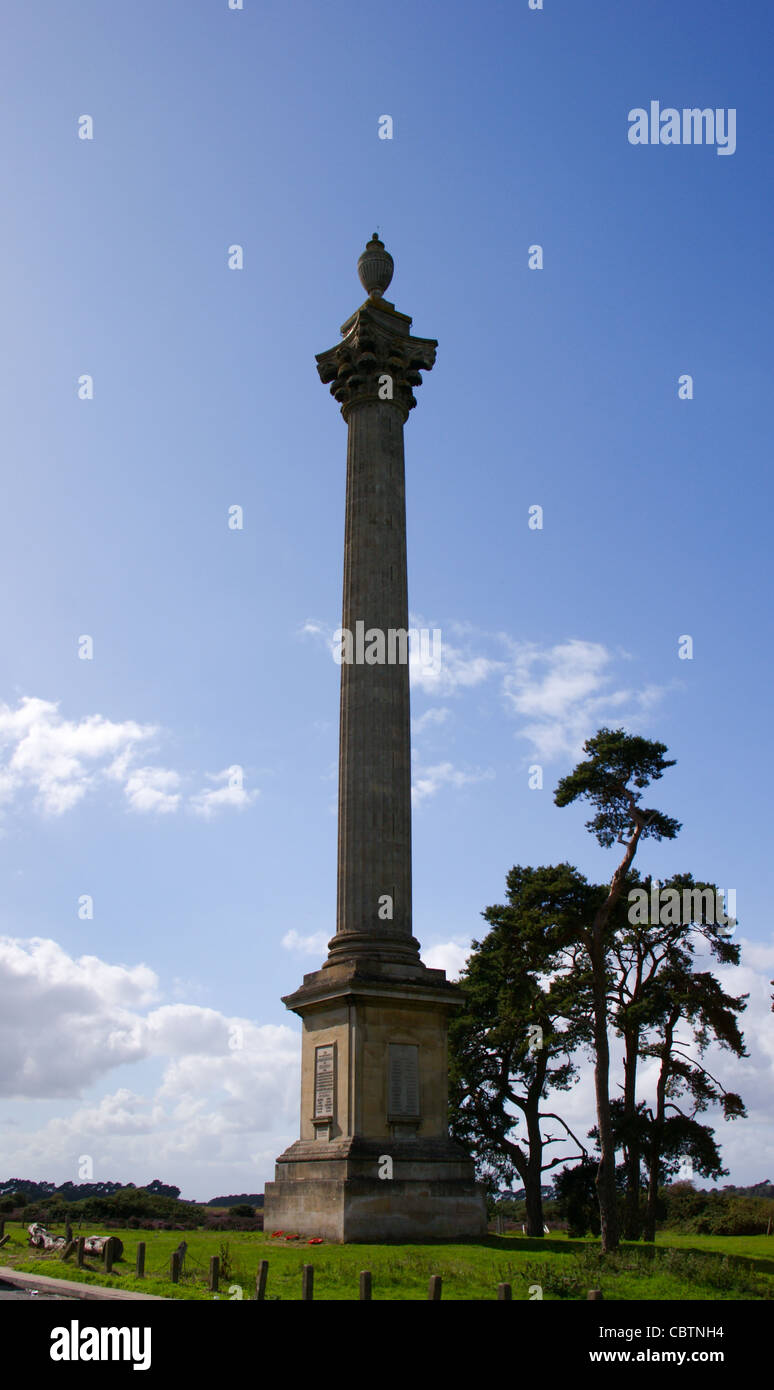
[
  {"x1": 264, "y1": 1152, "x2": 486, "y2": 1244},
  {"x1": 263, "y1": 967, "x2": 486, "y2": 1241}
]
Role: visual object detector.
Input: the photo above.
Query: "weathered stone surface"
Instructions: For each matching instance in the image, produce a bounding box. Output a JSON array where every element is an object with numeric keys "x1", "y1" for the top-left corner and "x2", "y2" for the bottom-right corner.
[{"x1": 263, "y1": 1177, "x2": 487, "y2": 1244}]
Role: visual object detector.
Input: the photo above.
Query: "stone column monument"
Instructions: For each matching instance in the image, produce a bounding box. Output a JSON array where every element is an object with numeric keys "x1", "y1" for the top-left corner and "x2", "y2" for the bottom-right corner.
[{"x1": 262, "y1": 236, "x2": 486, "y2": 1242}]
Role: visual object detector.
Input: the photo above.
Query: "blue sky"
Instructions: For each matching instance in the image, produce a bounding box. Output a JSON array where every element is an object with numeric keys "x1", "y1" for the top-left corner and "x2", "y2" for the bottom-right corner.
[{"x1": 1, "y1": 0, "x2": 772, "y2": 1200}]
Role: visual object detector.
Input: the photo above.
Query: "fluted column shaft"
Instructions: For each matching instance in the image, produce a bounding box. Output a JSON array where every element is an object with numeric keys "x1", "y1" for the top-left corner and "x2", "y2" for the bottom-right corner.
[
  {"x1": 316, "y1": 282, "x2": 437, "y2": 967},
  {"x1": 336, "y1": 399, "x2": 413, "y2": 951}
]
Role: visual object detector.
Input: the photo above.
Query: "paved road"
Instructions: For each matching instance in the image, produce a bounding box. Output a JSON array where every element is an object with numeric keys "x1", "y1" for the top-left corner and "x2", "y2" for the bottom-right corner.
[{"x1": 0, "y1": 1279, "x2": 76, "y2": 1300}]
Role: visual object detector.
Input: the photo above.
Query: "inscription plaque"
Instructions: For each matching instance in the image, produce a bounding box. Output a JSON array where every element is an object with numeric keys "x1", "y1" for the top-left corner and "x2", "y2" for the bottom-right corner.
[
  {"x1": 388, "y1": 1044, "x2": 419, "y2": 1116},
  {"x1": 314, "y1": 1043, "x2": 335, "y2": 1118}
]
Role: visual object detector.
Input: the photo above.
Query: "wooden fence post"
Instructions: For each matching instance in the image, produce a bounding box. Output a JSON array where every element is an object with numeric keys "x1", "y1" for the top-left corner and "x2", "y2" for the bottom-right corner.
[
  {"x1": 104, "y1": 1238, "x2": 114, "y2": 1273},
  {"x1": 0, "y1": 1219, "x2": 4, "y2": 1240},
  {"x1": 497, "y1": 1283, "x2": 512, "y2": 1300},
  {"x1": 76, "y1": 1237, "x2": 85, "y2": 1268},
  {"x1": 428, "y1": 1275, "x2": 442, "y2": 1300},
  {"x1": 209, "y1": 1256, "x2": 220, "y2": 1293},
  {"x1": 256, "y1": 1260, "x2": 269, "y2": 1301},
  {"x1": 587, "y1": 1289, "x2": 604, "y2": 1300},
  {"x1": 170, "y1": 1251, "x2": 181, "y2": 1284},
  {"x1": 302, "y1": 1265, "x2": 314, "y2": 1301},
  {"x1": 136, "y1": 1242, "x2": 146, "y2": 1278},
  {"x1": 359, "y1": 1270, "x2": 372, "y2": 1301}
]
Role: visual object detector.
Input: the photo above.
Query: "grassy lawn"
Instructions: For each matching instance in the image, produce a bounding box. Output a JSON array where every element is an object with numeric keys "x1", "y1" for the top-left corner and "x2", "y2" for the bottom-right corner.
[
  {"x1": 652, "y1": 1231, "x2": 774, "y2": 1270},
  {"x1": 2, "y1": 1225, "x2": 772, "y2": 1300}
]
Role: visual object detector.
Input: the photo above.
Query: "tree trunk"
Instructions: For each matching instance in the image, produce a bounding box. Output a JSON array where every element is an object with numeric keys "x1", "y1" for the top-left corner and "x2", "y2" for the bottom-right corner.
[
  {"x1": 643, "y1": 1140, "x2": 660, "y2": 1243},
  {"x1": 523, "y1": 1082, "x2": 546, "y2": 1236},
  {"x1": 622, "y1": 1028, "x2": 642, "y2": 1240},
  {"x1": 588, "y1": 823, "x2": 644, "y2": 1253},
  {"x1": 524, "y1": 1112, "x2": 544, "y2": 1235},
  {"x1": 524, "y1": 1173, "x2": 544, "y2": 1237},
  {"x1": 592, "y1": 941, "x2": 619, "y2": 1252},
  {"x1": 643, "y1": 1028, "x2": 673, "y2": 1242}
]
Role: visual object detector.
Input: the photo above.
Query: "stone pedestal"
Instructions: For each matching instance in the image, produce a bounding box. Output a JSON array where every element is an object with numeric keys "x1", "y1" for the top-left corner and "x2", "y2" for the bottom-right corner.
[
  {"x1": 264, "y1": 1155, "x2": 486, "y2": 1244},
  {"x1": 263, "y1": 959, "x2": 486, "y2": 1241}
]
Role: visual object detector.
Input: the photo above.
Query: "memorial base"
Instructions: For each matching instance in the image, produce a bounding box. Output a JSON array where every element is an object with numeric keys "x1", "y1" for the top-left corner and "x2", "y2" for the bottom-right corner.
[
  {"x1": 263, "y1": 1137, "x2": 487, "y2": 1243},
  {"x1": 264, "y1": 954, "x2": 488, "y2": 1243}
]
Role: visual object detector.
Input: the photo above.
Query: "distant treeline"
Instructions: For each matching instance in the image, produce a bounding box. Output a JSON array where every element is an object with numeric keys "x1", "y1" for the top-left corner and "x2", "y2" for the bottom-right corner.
[
  {"x1": 493, "y1": 1180, "x2": 774, "y2": 1237},
  {"x1": 0, "y1": 1178, "x2": 183, "y2": 1204},
  {"x1": 0, "y1": 1178, "x2": 264, "y2": 1227},
  {"x1": 660, "y1": 1184, "x2": 774, "y2": 1235},
  {"x1": 207, "y1": 1193, "x2": 264, "y2": 1209},
  {"x1": 498, "y1": 1179, "x2": 773, "y2": 1207},
  {"x1": 0, "y1": 1180, "x2": 200, "y2": 1225},
  {"x1": 0, "y1": 1180, "x2": 264, "y2": 1209}
]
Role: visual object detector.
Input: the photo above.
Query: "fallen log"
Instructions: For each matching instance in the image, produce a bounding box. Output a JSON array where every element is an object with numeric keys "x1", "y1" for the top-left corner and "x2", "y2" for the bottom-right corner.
[
  {"x1": 27, "y1": 1224, "x2": 123, "y2": 1260},
  {"x1": 27, "y1": 1223, "x2": 67, "y2": 1251},
  {"x1": 84, "y1": 1235, "x2": 124, "y2": 1260}
]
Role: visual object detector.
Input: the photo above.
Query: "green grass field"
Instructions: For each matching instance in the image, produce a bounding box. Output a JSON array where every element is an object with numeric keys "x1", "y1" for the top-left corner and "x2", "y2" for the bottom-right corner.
[{"x1": 3, "y1": 1225, "x2": 773, "y2": 1300}]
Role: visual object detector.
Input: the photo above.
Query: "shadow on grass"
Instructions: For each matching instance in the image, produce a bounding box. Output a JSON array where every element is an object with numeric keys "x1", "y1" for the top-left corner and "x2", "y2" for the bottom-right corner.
[
  {"x1": 634, "y1": 1241, "x2": 774, "y2": 1277},
  {"x1": 481, "y1": 1233, "x2": 774, "y2": 1278},
  {"x1": 479, "y1": 1235, "x2": 592, "y2": 1256}
]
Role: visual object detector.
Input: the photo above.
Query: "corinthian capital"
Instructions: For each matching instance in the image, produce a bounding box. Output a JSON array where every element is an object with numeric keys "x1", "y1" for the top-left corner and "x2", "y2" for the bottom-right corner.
[{"x1": 316, "y1": 237, "x2": 437, "y2": 422}]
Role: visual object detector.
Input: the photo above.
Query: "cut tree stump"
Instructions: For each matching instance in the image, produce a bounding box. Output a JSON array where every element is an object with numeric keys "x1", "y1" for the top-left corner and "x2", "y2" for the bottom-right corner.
[{"x1": 84, "y1": 1235, "x2": 124, "y2": 1261}]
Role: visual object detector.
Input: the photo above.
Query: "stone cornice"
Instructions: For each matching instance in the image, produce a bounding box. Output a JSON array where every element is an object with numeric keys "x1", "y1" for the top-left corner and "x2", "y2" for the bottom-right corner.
[
  {"x1": 281, "y1": 963, "x2": 462, "y2": 1017},
  {"x1": 316, "y1": 298, "x2": 437, "y2": 422}
]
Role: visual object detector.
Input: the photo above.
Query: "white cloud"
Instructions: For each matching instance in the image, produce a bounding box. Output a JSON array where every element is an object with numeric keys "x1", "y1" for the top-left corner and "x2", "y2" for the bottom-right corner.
[
  {"x1": 506, "y1": 640, "x2": 611, "y2": 721},
  {"x1": 502, "y1": 640, "x2": 667, "y2": 763},
  {"x1": 0, "y1": 937, "x2": 158, "y2": 1097},
  {"x1": 0, "y1": 698, "x2": 258, "y2": 821},
  {"x1": 412, "y1": 761, "x2": 494, "y2": 806},
  {"x1": 281, "y1": 929, "x2": 330, "y2": 956},
  {"x1": 299, "y1": 619, "x2": 338, "y2": 661},
  {"x1": 421, "y1": 939, "x2": 470, "y2": 979},
  {"x1": 0, "y1": 697, "x2": 155, "y2": 815},
  {"x1": 0, "y1": 936, "x2": 300, "y2": 1197},
  {"x1": 124, "y1": 766, "x2": 181, "y2": 814},
  {"x1": 739, "y1": 941, "x2": 774, "y2": 973},
  {"x1": 188, "y1": 766, "x2": 257, "y2": 819},
  {"x1": 409, "y1": 626, "x2": 503, "y2": 696}
]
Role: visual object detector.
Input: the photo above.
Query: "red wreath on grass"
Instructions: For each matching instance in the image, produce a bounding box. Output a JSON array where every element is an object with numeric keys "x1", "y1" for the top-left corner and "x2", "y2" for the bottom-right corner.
[
  {"x1": 270, "y1": 1230, "x2": 284, "y2": 1238},
  {"x1": 308, "y1": 1237, "x2": 323, "y2": 1244},
  {"x1": 284, "y1": 1233, "x2": 300, "y2": 1241}
]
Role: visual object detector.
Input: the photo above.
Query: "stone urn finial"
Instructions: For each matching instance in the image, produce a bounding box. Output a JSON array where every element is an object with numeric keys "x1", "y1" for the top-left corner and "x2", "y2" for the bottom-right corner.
[{"x1": 357, "y1": 233, "x2": 394, "y2": 300}]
